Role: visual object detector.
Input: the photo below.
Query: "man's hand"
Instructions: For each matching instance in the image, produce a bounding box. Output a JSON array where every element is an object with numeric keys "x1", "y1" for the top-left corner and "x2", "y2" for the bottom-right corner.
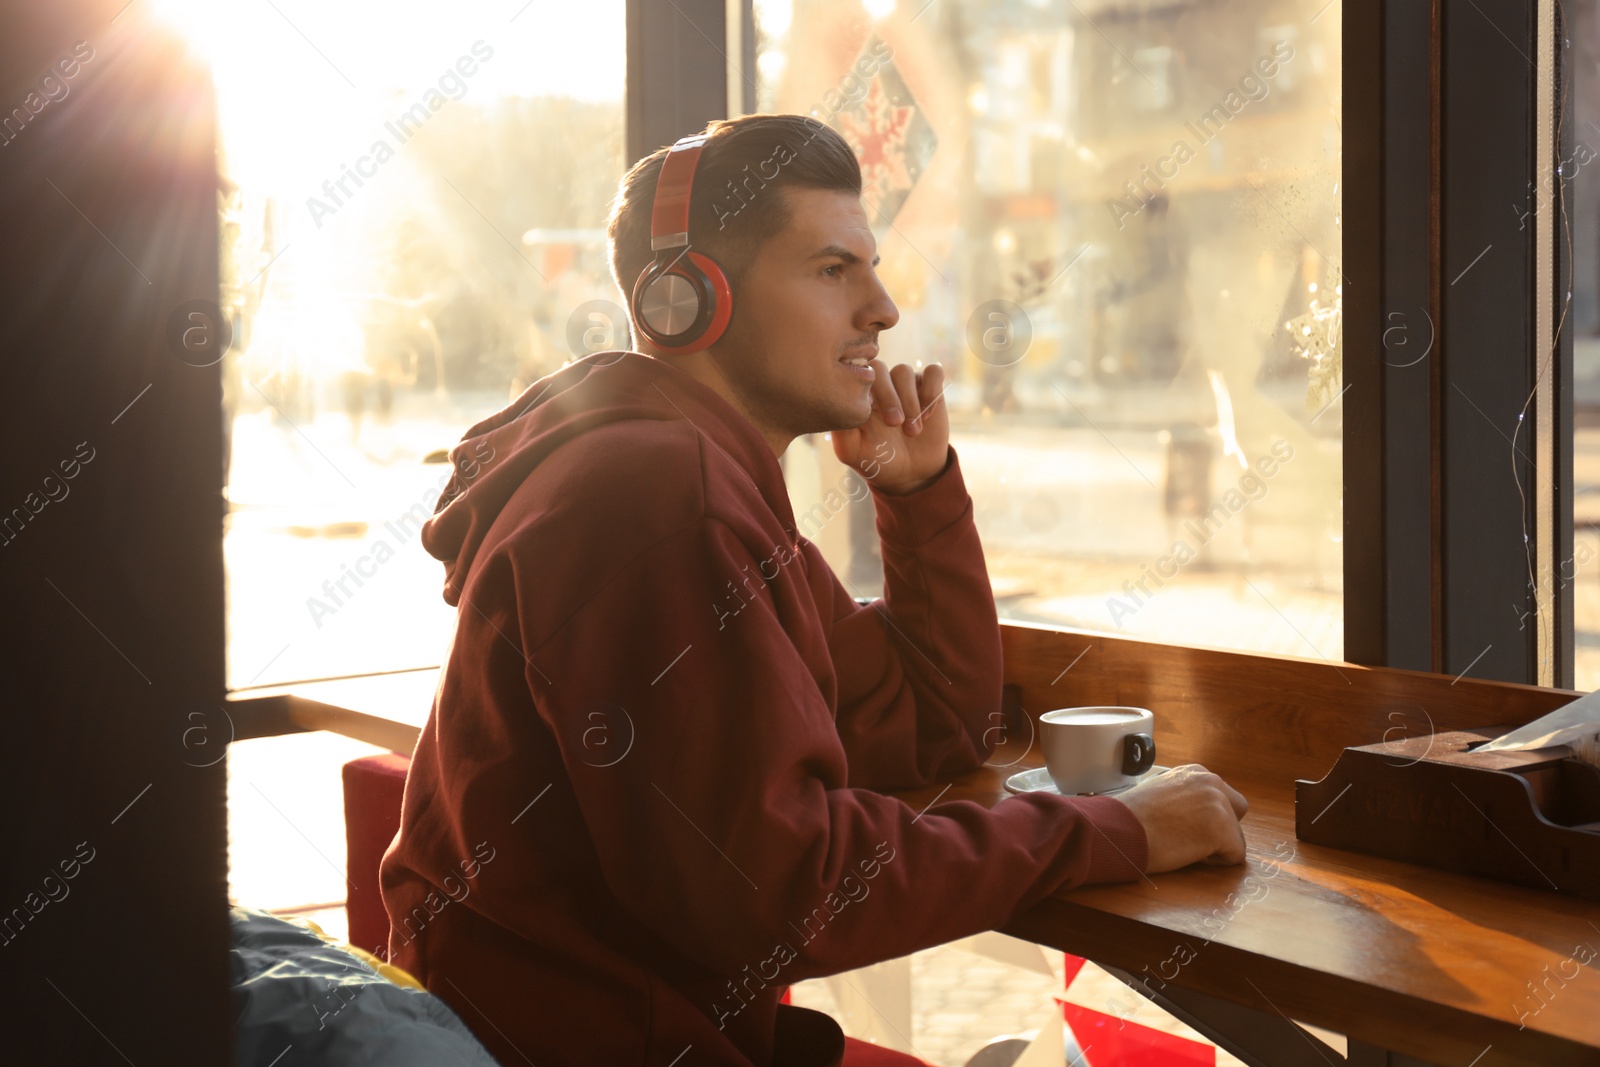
[
  {"x1": 1113, "y1": 764, "x2": 1251, "y2": 872},
  {"x1": 831, "y1": 359, "x2": 949, "y2": 496}
]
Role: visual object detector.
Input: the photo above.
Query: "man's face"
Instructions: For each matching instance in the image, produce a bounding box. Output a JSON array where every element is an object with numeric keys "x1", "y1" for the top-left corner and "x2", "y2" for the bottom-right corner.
[{"x1": 707, "y1": 186, "x2": 899, "y2": 444}]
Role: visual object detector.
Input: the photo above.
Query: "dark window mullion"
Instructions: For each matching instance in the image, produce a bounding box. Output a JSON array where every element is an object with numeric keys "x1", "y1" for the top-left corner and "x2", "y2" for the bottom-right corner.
[
  {"x1": 1437, "y1": 0, "x2": 1564, "y2": 685},
  {"x1": 626, "y1": 0, "x2": 733, "y2": 166}
]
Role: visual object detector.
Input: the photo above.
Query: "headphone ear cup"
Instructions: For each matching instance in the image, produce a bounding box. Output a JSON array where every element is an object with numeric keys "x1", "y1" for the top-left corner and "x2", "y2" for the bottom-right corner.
[
  {"x1": 633, "y1": 264, "x2": 699, "y2": 340},
  {"x1": 631, "y1": 251, "x2": 733, "y2": 355},
  {"x1": 685, "y1": 251, "x2": 733, "y2": 351}
]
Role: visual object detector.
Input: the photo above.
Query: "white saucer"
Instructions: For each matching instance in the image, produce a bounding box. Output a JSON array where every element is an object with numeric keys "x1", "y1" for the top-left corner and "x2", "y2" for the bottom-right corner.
[{"x1": 1003, "y1": 765, "x2": 1171, "y2": 797}]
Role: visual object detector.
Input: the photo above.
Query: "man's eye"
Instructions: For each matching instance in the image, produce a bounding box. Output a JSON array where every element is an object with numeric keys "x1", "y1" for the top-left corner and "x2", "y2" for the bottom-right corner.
[{"x1": 824, "y1": 264, "x2": 844, "y2": 277}]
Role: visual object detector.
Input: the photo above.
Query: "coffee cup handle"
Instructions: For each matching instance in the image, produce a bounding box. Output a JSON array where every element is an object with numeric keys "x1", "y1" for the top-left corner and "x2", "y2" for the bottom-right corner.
[{"x1": 1121, "y1": 733, "x2": 1156, "y2": 776}]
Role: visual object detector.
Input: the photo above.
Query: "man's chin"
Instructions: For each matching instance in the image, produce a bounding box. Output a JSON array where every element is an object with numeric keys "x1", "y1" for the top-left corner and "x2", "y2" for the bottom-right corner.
[
  {"x1": 845, "y1": 390, "x2": 875, "y2": 428},
  {"x1": 791, "y1": 391, "x2": 874, "y2": 438},
  {"x1": 837, "y1": 405, "x2": 874, "y2": 434}
]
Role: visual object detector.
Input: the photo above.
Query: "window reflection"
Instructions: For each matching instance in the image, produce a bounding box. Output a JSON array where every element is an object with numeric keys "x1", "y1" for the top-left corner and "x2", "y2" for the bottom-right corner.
[{"x1": 762, "y1": 0, "x2": 1343, "y2": 659}]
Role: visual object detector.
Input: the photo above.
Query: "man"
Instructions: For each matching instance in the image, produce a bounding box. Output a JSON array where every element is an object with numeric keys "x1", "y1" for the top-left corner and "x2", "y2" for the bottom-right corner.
[{"x1": 380, "y1": 113, "x2": 1249, "y2": 1067}]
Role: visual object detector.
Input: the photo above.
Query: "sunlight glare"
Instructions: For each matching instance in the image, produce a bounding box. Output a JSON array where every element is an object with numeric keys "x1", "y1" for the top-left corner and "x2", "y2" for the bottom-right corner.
[{"x1": 145, "y1": 0, "x2": 626, "y2": 193}]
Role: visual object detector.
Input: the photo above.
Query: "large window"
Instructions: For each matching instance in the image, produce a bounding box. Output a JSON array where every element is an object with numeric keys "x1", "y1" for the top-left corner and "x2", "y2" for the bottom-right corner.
[
  {"x1": 760, "y1": 0, "x2": 1343, "y2": 660},
  {"x1": 148, "y1": 0, "x2": 628, "y2": 691}
]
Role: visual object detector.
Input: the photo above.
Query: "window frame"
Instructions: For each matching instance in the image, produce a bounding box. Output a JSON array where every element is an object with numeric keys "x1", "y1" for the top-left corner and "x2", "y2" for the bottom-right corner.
[{"x1": 1343, "y1": 0, "x2": 1574, "y2": 686}]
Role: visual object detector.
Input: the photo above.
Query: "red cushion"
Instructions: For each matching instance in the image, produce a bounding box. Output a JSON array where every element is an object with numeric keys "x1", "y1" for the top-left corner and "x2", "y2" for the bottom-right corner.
[
  {"x1": 842, "y1": 1037, "x2": 930, "y2": 1066},
  {"x1": 342, "y1": 752, "x2": 411, "y2": 959}
]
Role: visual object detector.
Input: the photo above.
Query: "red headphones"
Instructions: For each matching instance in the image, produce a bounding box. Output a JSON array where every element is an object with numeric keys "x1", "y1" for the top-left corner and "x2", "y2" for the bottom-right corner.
[{"x1": 630, "y1": 134, "x2": 734, "y2": 355}]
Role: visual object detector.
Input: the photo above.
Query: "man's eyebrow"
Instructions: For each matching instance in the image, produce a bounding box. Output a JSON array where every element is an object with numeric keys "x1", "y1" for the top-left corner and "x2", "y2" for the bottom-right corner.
[{"x1": 808, "y1": 244, "x2": 880, "y2": 267}]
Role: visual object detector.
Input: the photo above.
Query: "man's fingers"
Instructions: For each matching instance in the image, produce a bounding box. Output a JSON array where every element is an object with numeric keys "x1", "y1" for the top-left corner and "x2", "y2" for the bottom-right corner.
[
  {"x1": 1205, "y1": 788, "x2": 1248, "y2": 865},
  {"x1": 866, "y1": 361, "x2": 947, "y2": 435},
  {"x1": 1203, "y1": 841, "x2": 1248, "y2": 866},
  {"x1": 1120, "y1": 764, "x2": 1252, "y2": 872},
  {"x1": 868, "y1": 359, "x2": 903, "y2": 423},
  {"x1": 889, "y1": 364, "x2": 921, "y2": 427},
  {"x1": 918, "y1": 363, "x2": 946, "y2": 414},
  {"x1": 1174, "y1": 763, "x2": 1248, "y2": 818},
  {"x1": 1222, "y1": 781, "x2": 1250, "y2": 819}
]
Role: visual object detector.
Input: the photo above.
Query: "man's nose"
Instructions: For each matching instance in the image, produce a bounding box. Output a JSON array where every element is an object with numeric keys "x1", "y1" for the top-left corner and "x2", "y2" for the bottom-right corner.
[{"x1": 861, "y1": 277, "x2": 899, "y2": 332}]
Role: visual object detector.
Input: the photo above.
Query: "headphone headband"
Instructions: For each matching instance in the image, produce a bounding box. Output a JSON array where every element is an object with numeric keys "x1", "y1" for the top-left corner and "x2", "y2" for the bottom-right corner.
[{"x1": 649, "y1": 135, "x2": 710, "y2": 251}]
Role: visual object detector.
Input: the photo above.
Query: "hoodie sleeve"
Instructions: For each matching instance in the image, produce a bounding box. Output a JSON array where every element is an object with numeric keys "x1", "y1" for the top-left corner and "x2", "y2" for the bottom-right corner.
[
  {"x1": 519, "y1": 513, "x2": 1148, "y2": 988},
  {"x1": 825, "y1": 445, "x2": 1004, "y2": 791}
]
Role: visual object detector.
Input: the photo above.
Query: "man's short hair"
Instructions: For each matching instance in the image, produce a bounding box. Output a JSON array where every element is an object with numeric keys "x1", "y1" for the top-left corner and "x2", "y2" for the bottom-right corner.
[{"x1": 605, "y1": 113, "x2": 863, "y2": 305}]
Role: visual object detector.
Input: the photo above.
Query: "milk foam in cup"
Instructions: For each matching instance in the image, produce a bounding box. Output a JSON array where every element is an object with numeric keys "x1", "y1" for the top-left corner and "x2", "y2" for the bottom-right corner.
[{"x1": 1039, "y1": 706, "x2": 1156, "y2": 794}]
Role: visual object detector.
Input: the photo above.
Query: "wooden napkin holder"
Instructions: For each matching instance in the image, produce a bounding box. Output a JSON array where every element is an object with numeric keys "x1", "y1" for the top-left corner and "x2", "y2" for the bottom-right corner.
[{"x1": 1295, "y1": 724, "x2": 1600, "y2": 900}]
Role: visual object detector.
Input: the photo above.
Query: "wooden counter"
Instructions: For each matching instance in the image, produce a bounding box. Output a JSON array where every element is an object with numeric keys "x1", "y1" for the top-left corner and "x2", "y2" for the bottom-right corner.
[
  {"x1": 232, "y1": 622, "x2": 1600, "y2": 1063},
  {"x1": 879, "y1": 622, "x2": 1597, "y2": 1066}
]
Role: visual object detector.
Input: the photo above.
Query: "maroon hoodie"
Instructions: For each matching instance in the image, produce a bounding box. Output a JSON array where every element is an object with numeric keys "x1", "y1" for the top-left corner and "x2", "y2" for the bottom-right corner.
[{"x1": 380, "y1": 350, "x2": 1149, "y2": 1067}]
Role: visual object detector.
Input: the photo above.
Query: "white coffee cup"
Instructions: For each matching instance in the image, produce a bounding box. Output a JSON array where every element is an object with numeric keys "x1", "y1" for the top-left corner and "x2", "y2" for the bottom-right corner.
[{"x1": 1040, "y1": 706, "x2": 1157, "y2": 795}]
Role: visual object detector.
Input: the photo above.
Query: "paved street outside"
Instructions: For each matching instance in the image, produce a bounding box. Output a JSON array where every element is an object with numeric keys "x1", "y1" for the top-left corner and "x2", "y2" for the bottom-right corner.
[{"x1": 785, "y1": 949, "x2": 1280, "y2": 1067}]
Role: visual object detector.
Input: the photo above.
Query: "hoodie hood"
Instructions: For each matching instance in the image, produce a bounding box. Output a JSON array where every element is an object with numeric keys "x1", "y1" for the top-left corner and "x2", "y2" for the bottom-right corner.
[{"x1": 420, "y1": 350, "x2": 793, "y2": 607}]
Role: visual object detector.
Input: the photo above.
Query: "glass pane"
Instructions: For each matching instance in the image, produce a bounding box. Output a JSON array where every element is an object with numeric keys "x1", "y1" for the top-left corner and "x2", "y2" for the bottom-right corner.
[
  {"x1": 1571, "y1": 0, "x2": 1600, "y2": 690},
  {"x1": 150, "y1": 0, "x2": 627, "y2": 689},
  {"x1": 759, "y1": 0, "x2": 1343, "y2": 660}
]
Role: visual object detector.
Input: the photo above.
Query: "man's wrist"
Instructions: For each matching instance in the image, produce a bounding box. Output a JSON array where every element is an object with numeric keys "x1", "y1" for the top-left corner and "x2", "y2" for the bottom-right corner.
[
  {"x1": 875, "y1": 473, "x2": 939, "y2": 496},
  {"x1": 872, "y1": 449, "x2": 952, "y2": 497}
]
